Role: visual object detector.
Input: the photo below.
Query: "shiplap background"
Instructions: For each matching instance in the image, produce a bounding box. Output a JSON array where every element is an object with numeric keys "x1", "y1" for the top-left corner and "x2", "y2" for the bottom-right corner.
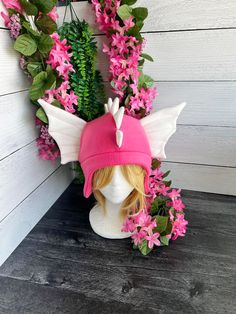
[{"x1": 0, "y1": 0, "x2": 235, "y2": 265}]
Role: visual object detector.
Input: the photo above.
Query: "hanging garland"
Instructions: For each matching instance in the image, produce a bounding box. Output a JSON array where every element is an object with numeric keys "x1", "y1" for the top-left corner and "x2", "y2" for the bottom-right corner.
[{"x1": 1, "y1": 0, "x2": 188, "y2": 256}]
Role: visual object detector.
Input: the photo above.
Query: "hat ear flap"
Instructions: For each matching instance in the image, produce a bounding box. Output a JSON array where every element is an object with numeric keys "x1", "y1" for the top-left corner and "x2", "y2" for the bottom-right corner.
[
  {"x1": 37, "y1": 99, "x2": 86, "y2": 164},
  {"x1": 140, "y1": 102, "x2": 186, "y2": 160}
]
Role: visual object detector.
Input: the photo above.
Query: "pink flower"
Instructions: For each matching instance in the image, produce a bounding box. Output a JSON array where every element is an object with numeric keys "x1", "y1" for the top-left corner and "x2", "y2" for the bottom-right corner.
[
  {"x1": 168, "y1": 189, "x2": 181, "y2": 200},
  {"x1": 47, "y1": 7, "x2": 59, "y2": 22},
  {"x1": 121, "y1": 218, "x2": 136, "y2": 233},
  {"x1": 171, "y1": 214, "x2": 188, "y2": 240},
  {"x1": 156, "y1": 183, "x2": 170, "y2": 196},
  {"x1": 0, "y1": 11, "x2": 10, "y2": 28},
  {"x1": 170, "y1": 199, "x2": 186, "y2": 212},
  {"x1": 2, "y1": 0, "x2": 22, "y2": 13},
  {"x1": 145, "y1": 232, "x2": 161, "y2": 249},
  {"x1": 131, "y1": 229, "x2": 146, "y2": 246}
]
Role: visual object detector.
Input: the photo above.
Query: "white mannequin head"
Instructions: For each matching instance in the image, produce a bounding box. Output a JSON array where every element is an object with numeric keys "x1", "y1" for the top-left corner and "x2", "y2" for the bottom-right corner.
[
  {"x1": 92, "y1": 164, "x2": 147, "y2": 217},
  {"x1": 100, "y1": 165, "x2": 134, "y2": 204}
]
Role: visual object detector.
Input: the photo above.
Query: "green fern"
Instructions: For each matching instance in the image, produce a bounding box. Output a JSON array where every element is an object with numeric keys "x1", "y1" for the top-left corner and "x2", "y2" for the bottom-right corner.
[{"x1": 58, "y1": 20, "x2": 106, "y2": 122}]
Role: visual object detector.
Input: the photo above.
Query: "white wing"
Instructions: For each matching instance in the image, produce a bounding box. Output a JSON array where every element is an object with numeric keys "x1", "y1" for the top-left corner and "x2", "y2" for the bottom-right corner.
[
  {"x1": 37, "y1": 98, "x2": 86, "y2": 164},
  {"x1": 141, "y1": 102, "x2": 186, "y2": 160}
]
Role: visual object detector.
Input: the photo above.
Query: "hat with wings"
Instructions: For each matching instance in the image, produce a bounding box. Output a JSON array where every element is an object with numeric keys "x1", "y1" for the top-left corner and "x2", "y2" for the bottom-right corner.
[{"x1": 37, "y1": 97, "x2": 186, "y2": 198}]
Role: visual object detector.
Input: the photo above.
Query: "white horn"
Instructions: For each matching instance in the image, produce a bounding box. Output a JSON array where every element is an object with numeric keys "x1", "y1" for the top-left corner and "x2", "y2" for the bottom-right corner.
[
  {"x1": 111, "y1": 97, "x2": 119, "y2": 115},
  {"x1": 116, "y1": 130, "x2": 123, "y2": 148},
  {"x1": 114, "y1": 106, "x2": 125, "y2": 129}
]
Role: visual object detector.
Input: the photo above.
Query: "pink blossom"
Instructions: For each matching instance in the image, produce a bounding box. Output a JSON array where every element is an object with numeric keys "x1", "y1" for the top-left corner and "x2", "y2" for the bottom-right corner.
[
  {"x1": 168, "y1": 188, "x2": 181, "y2": 200},
  {"x1": 171, "y1": 213, "x2": 188, "y2": 240},
  {"x1": 131, "y1": 229, "x2": 146, "y2": 246},
  {"x1": 2, "y1": 0, "x2": 22, "y2": 13},
  {"x1": 121, "y1": 218, "x2": 136, "y2": 233},
  {"x1": 0, "y1": 11, "x2": 10, "y2": 28},
  {"x1": 47, "y1": 7, "x2": 59, "y2": 22},
  {"x1": 145, "y1": 232, "x2": 161, "y2": 249},
  {"x1": 170, "y1": 199, "x2": 186, "y2": 212},
  {"x1": 156, "y1": 183, "x2": 170, "y2": 196},
  {"x1": 36, "y1": 125, "x2": 60, "y2": 161}
]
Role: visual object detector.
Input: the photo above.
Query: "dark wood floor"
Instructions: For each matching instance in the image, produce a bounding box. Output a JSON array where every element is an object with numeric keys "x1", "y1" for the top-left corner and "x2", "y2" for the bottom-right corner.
[{"x1": 0, "y1": 181, "x2": 235, "y2": 314}]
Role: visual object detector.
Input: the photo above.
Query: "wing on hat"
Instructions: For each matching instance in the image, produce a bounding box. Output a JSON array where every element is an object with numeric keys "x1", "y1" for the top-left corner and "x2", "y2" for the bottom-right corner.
[
  {"x1": 37, "y1": 98, "x2": 86, "y2": 164},
  {"x1": 141, "y1": 102, "x2": 186, "y2": 160}
]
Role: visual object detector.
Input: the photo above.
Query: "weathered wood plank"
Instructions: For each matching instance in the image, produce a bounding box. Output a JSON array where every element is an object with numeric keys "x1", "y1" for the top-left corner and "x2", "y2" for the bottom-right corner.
[
  {"x1": 0, "y1": 141, "x2": 62, "y2": 222},
  {"x1": 106, "y1": 81, "x2": 236, "y2": 127},
  {"x1": 162, "y1": 162, "x2": 236, "y2": 196},
  {"x1": 0, "y1": 91, "x2": 37, "y2": 160},
  {"x1": 0, "y1": 276, "x2": 152, "y2": 314},
  {"x1": 56, "y1": 1, "x2": 236, "y2": 33},
  {"x1": 96, "y1": 29, "x2": 236, "y2": 81},
  {"x1": 0, "y1": 30, "x2": 30, "y2": 96},
  {"x1": 0, "y1": 164, "x2": 74, "y2": 266},
  {"x1": 166, "y1": 125, "x2": 236, "y2": 167},
  {"x1": 0, "y1": 183, "x2": 235, "y2": 313}
]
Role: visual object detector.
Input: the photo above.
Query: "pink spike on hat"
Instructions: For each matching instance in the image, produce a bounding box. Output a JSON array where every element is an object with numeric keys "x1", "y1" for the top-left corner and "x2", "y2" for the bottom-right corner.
[{"x1": 78, "y1": 111, "x2": 152, "y2": 198}]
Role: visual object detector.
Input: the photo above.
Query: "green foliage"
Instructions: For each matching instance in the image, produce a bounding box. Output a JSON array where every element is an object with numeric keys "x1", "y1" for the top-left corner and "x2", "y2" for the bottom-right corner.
[
  {"x1": 37, "y1": 33, "x2": 54, "y2": 54},
  {"x1": 121, "y1": 0, "x2": 137, "y2": 5},
  {"x1": 14, "y1": 34, "x2": 37, "y2": 56},
  {"x1": 20, "y1": 0, "x2": 38, "y2": 15},
  {"x1": 36, "y1": 107, "x2": 48, "y2": 123},
  {"x1": 35, "y1": 14, "x2": 57, "y2": 34},
  {"x1": 27, "y1": 62, "x2": 43, "y2": 77},
  {"x1": 117, "y1": 4, "x2": 133, "y2": 20},
  {"x1": 154, "y1": 215, "x2": 169, "y2": 234},
  {"x1": 138, "y1": 74, "x2": 154, "y2": 89},
  {"x1": 29, "y1": 66, "x2": 56, "y2": 100},
  {"x1": 132, "y1": 7, "x2": 148, "y2": 21},
  {"x1": 58, "y1": 19, "x2": 106, "y2": 122},
  {"x1": 138, "y1": 240, "x2": 152, "y2": 256},
  {"x1": 30, "y1": 0, "x2": 57, "y2": 14}
]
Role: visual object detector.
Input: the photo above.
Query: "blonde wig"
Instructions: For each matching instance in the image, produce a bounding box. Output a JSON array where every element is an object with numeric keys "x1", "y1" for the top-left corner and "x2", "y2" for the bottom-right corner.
[{"x1": 92, "y1": 164, "x2": 147, "y2": 218}]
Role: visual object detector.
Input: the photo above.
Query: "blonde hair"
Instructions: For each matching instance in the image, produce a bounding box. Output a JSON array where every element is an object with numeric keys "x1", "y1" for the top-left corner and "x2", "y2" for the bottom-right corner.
[{"x1": 92, "y1": 164, "x2": 147, "y2": 218}]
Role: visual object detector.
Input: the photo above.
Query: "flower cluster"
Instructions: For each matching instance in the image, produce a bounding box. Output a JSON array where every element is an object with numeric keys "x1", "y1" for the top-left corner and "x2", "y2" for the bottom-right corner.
[
  {"x1": 1, "y1": 12, "x2": 21, "y2": 39},
  {"x1": 43, "y1": 81, "x2": 78, "y2": 114},
  {"x1": 122, "y1": 165, "x2": 188, "y2": 254},
  {"x1": 47, "y1": 33, "x2": 75, "y2": 81},
  {"x1": 91, "y1": 0, "x2": 157, "y2": 118},
  {"x1": 35, "y1": 124, "x2": 60, "y2": 161}
]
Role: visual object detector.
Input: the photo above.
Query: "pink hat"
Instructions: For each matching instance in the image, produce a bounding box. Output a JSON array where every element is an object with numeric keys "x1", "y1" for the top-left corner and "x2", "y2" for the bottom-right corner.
[
  {"x1": 37, "y1": 97, "x2": 186, "y2": 199},
  {"x1": 78, "y1": 111, "x2": 152, "y2": 198}
]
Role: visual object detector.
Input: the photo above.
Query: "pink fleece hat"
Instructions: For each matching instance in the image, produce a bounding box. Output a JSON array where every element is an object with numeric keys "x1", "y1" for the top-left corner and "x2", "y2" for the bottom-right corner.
[{"x1": 78, "y1": 112, "x2": 152, "y2": 198}]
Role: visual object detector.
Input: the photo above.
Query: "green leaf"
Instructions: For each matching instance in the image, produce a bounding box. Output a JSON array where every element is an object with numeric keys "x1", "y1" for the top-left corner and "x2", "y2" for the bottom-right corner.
[
  {"x1": 20, "y1": 0, "x2": 38, "y2": 15},
  {"x1": 138, "y1": 240, "x2": 152, "y2": 256},
  {"x1": 152, "y1": 158, "x2": 161, "y2": 169},
  {"x1": 154, "y1": 215, "x2": 169, "y2": 234},
  {"x1": 117, "y1": 4, "x2": 133, "y2": 20},
  {"x1": 163, "y1": 180, "x2": 172, "y2": 187},
  {"x1": 27, "y1": 62, "x2": 43, "y2": 77},
  {"x1": 121, "y1": 0, "x2": 137, "y2": 5},
  {"x1": 138, "y1": 74, "x2": 154, "y2": 89},
  {"x1": 127, "y1": 25, "x2": 143, "y2": 41},
  {"x1": 132, "y1": 7, "x2": 148, "y2": 21},
  {"x1": 35, "y1": 14, "x2": 57, "y2": 34},
  {"x1": 14, "y1": 34, "x2": 37, "y2": 56},
  {"x1": 37, "y1": 33, "x2": 54, "y2": 54},
  {"x1": 136, "y1": 20, "x2": 144, "y2": 31},
  {"x1": 36, "y1": 107, "x2": 48, "y2": 123},
  {"x1": 29, "y1": 70, "x2": 56, "y2": 100},
  {"x1": 22, "y1": 21, "x2": 40, "y2": 37},
  {"x1": 160, "y1": 236, "x2": 170, "y2": 246},
  {"x1": 30, "y1": 0, "x2": 56, "y2": 14},
  {"x1": 141, "y1": 53, "x2": 154, "y2": 62},
  {"x1": 163, "y1": 170, "x2": 171, "y2": 178},
  {"x1": 29, "y1": 71, "x2": 47, "y2": 100}
]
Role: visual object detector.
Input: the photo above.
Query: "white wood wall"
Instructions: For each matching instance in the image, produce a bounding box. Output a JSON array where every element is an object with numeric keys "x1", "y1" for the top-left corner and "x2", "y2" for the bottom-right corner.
[
  {"x1": 65, "y1": 0, "x2": 236, "y2": 196},
  {"x1": 0, "y1": 0, "x2": 235, "y2": 265},
  {"x1": 0, "y1": 3, "x2": 75, "y2": 266}
]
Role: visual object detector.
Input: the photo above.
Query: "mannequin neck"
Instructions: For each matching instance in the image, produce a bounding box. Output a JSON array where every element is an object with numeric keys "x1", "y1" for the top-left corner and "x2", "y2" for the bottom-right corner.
[{"x1": 104, "y1": 199, "x2": 122, "y2": 219}]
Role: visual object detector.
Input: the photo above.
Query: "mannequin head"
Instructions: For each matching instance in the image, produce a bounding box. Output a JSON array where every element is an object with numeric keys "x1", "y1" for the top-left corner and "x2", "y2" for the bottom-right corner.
[{"x1": 92, "y1": 164, "x2": 147, "y2": 218}]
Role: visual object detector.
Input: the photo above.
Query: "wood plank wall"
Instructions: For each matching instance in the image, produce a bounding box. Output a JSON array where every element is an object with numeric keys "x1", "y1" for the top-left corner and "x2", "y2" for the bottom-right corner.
[
  {"x1": 0, "y1": 0, "x2": 235, "y2": 264},
  {"x1": 60, "y1": 0, "x2": 236, "y2": 196},
  {"x1": 0, "y1": 3, "x2": 75, "y2": 266}
]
